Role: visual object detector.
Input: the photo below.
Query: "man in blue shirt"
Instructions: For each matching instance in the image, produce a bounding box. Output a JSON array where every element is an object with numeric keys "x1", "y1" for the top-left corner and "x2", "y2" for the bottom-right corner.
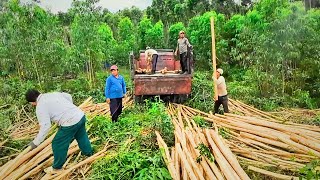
[{"x1": 105, "y1": 65, "x2": 126, "y2": 122}]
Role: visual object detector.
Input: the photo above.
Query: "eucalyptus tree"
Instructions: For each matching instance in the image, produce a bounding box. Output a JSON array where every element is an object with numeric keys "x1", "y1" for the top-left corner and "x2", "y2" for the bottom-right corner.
[
  {"x1": 69, "y1": 0, "x2": 107, "y2": 88},
  {"x1": 113, "y1": 17, "x2": 135, "y2": 65},
  {"x1": 137, "y1": 16, "x2": 153, "y2": 50},
  {"x1": 0, "y1": 0, "x2": 66, "y2": 89},
  {"x1": 187, "y1": 11, "x2": 226, "y2": 69},
  {"x1": 145, "y1": 21, "x2": 165, "y2": 49}
]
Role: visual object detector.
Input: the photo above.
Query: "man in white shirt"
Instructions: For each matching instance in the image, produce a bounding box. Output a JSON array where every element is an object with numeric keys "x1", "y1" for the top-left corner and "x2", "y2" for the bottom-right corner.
[
  {"x1": 213, "y1": 68, "x2": 229, "y2": 114},
  {"x1": 25, "y1": 89, "x2": 93, "y2": 172}
]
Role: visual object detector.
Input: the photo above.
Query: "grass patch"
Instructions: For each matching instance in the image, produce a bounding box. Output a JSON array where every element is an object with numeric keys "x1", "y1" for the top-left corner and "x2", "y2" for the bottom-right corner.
[{"x1": 89, "y1": 99, "x2": 174, "y2": 179}]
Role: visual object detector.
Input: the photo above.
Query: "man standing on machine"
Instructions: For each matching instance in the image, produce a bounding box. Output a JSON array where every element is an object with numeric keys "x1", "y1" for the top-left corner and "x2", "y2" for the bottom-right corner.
[{"x1": 175, "y1": 31, "x2": 192, "y2": 74}]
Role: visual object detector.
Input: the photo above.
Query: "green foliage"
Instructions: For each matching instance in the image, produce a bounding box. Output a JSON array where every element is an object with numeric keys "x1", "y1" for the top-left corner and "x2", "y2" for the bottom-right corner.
[
  {"x1": 119, "y1": 6, "x2": 143, "y2": 25},
  {"x1": 188, "y1": 11, "x2": 227, "y2": 69},
  {"x1": 115, "y1": 17, "x2": 135, "y2": 65},
  {"x1": 118, "y1": 17, "x2": 135, "y2": 42},
  {"x1": 145, "y1": 21, "x2": 165, "y2": 49},
  {"x1": 98, "y1": 23, "x2": 116, "y2": 61},
  {"x1": 0, "y1": 0, "x2": 66, "y2": 84},
  {"x1": 186, "y1": 71, "x2": 214, "y2": 112},
  {"x1": 91, "y1": 150, "x2": 171, "y2": 180},
  {"x1": 218, "y1": 127, "x2": 231, "y2": 139},
  {"x1": 0, "y1": 76, "x2": 36, "y2": 130},
  {"x1": 168, "y1": 22, "x2": 186, "y2": 49},
  {"x1": 89, "y1": 100, "x2": 174, "y2": 179},
  {"x1": 221, "y1": 2, "x2": 320, "y2": 110},
  {"x1": 299, "y1": 159, "x2": 320, "y2": 180},
  {"x1": 138, "y1": 16, "x2": 153, "y2": 50},
  {"x1": 196, "y1": 143, "x2": 214, "y2": 163},
  {"x1": 193, "y1": 116, "x2": 212, "y2": 128},
  {"x1": 254, "y1": 0, "x2": 289, "y2": 21},
  {"x1": 103, "y1": 11, "x2": 121, "y2": 37},
  {"x1": 312, "y1": 115, "x2": 320, "y2": 126}
]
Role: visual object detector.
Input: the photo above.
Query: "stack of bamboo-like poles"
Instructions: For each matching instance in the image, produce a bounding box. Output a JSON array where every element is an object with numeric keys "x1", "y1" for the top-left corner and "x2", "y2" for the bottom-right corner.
[
  {"x1": 228, "y1": 99, "x2": 284, "y2": 121},
  {"x1": 156, "y1": 104, "x2": 250, "y2": 180},
  {"x1": 173, "y1": 103, "x2": 319, "y2": 179},
  {"x1": 8, "y1": 120, "x2": 39, "y2": 141},
  {"x1": 80, "y1": 96, "x2": 133, "y2": 118},
  {"x1": 40, "y1": 143, "x2": 114, "y2": 180},
  {"x1": 4, "y1": 105, "x2": 38, "y2": 141},
  {"x1": 0, "y1": 96, "x2": 133, "y2": 179},
  {"x1": 270, "y1": 107, "x2": 320, "y2": 125}
]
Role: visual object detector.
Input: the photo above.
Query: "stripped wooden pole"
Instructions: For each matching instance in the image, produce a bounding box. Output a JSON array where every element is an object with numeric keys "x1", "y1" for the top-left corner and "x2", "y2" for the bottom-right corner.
[
  {"x1": 248, "y1": 166, "x2": 299, "y2": 180},
  {"x1": 176, "y1": 143, "x2": 197, "y2": 180},
  {"x1": 210, "y1": 17, "x2": 218, "y2": 101},
  {"x1": 210, "y1": 130, "x2": 250, "y2": 180},
  {"x1": 204, "y1": 129, "x2": 240, "y2": 180}
]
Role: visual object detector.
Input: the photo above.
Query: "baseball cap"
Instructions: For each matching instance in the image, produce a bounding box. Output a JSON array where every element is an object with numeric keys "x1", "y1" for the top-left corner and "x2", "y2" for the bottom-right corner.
[{"x1": 110, "y1": 65, "x2": 118, "y2": 71}]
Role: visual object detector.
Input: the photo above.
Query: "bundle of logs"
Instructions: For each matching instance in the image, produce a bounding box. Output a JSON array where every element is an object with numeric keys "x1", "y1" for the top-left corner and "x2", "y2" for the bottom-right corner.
[
  {"x1": 5, "y1": 105, "x2": 38, "y2": 141},
  {"x1": 164, "y1": 102, "x2": 320, "y2": 179},
  {"x1": 135, "y1": 67, "x2": 180, "y2": 74},
  {"x1": 156, "y1": 104, "x2": 250, "y2": 180},
  {"x1": 0, "y1": 96, "x2": 133, "y2": 180},
  {"x1": 79, "y1": 95, "x2": 133, "y2": 118}
]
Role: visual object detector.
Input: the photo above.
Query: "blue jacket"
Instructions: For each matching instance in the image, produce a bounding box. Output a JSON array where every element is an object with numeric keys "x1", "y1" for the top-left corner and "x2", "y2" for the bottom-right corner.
[{"x1": 105, "y1": 75, "x2": 126, "y2": 99}]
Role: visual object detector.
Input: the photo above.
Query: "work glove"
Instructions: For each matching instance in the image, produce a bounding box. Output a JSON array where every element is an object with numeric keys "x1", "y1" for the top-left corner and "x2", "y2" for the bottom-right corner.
[
  {"x1": 106, "y1": 98, "x2": 110, "y2": 104},
  {"x1": 29, "y1": 141, "x2": 37, "y2": 150}
]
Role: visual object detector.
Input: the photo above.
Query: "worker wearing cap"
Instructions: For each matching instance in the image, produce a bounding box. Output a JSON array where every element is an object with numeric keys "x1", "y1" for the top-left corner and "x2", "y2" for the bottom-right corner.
[
  {"x1": 175, "y1": 30, "x2": 191, "y2": 74},
  {"x1": 213, "y1": 68, "x2": 229, "y2": 114},
  {"x1": 105, "y1": 65, "x2": 126, "y2": 122},
  {"x1": 25, "y1": 89, "x2": 93, "y2": 173},
  {"x1": 145, "y1": 47, "x2": 158, "y2": 74}
]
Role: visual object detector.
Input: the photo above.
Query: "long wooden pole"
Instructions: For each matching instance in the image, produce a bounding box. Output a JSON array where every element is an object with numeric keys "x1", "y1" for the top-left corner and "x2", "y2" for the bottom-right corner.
[{"x1": 210, "y1": 17, "x2": 218, "y2": 101}]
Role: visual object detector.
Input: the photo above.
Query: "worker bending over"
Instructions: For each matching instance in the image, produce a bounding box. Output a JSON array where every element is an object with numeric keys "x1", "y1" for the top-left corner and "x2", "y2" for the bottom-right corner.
[
  {"x1": 145, "y1": 47, "x2": 158, "y2": 74},
  {"x1": 213, "y1": 68, "x2": 229, "y2": 114},
  {"x1": 26, "y1": 89, "x2": 93, "y2": 173}
]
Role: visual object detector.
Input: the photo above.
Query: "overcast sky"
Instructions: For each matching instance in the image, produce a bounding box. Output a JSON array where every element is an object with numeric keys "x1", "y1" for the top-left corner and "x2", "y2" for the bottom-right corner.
[{"x1": 21, "y1": 0, "x2": 152, "y2": 13}]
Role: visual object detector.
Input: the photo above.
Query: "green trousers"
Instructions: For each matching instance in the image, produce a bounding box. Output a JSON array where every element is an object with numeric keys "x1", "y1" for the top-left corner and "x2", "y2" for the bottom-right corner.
[{"x1": 52, "y1": 116, "x2": 93, "y2": 169}]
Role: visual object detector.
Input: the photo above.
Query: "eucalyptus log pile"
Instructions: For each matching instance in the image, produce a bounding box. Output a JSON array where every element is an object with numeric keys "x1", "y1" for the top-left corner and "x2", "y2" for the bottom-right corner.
[
  {"x1": 156, "y1": 104, "x2": 250, "y2": 180},
  {"x1": 79, "y1": 95, "x2": 133, "y2": 118},
  {"x1": 169, "y1": 103, "x2": 319, "y2": 179},
  {"x1": 270, "y1": 107, "x2": 320, "y2": 125},
  {"x1": 5, "y1": 105, "x2": 38, "y2": 141},
  {"x1": 0, "y1": 96, "x2": 133, "y2": 179}
]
